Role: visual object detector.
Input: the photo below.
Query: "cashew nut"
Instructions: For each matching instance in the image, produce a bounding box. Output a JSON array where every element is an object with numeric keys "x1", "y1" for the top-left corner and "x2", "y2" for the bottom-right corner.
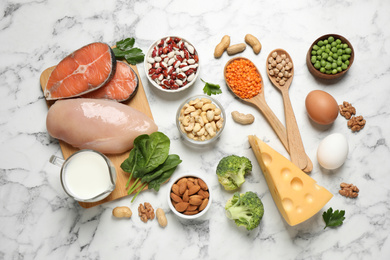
[
  {"x1": 202, "y1": 103, "x2": 216, "y2": 111},
  {"x1": 231, "y1": 111, "x2": 255, "y2": 125}
]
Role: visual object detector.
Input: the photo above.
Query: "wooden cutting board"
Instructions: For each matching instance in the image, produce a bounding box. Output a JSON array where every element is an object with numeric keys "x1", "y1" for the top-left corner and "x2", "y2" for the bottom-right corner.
[{"x1": 40, "y1": 64, "x2": 154, "y2": 208}]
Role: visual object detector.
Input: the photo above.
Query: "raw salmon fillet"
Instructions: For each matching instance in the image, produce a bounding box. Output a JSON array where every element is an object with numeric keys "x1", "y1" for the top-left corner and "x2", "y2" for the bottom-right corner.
[
  {"x1": 82, "y1": 61, "x2": 139, "y2": 102},
  {"x1": 46, "y1": 98, "x2": 158, "y2": 154},
  {"x1": 44, "y1": 42, "x2": 116, "y2": 100}
]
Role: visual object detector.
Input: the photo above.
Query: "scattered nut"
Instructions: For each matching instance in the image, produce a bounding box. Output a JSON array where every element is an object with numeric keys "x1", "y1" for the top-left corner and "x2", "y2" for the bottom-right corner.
[
  {"x1": 156, "y1": 208, "x2": 168, "y2": 228},
  {"x1": 112, "y1": 206, "x2": 132, "y2": 218},
  {"x1": 231, "y1": 111, "x2": 255, "y2": 125},
  {"x1": 170, "y1": 176, "x2": 210, "y2": 216},
  {"x1": 339, "y1": 101, "x2": 356, "y2": 119},
  {"x1": 227, "y1": 43, "x2": 247, "y2": 55},
  {"x1": 214, "y1": 35, "x2": 230, "y2": 58},
  {"x1": 348, "y1": 115, "x2": 366, "y2": 132},
  {"x1": 244, "y1": 34, "x2": 262, "y2": 54},
  {"x1": 339, "y1": 183, "x2": 359, "y2": 198},
  {"x1": 138, "y1": 202, "x2": 155, "y2": 223}
]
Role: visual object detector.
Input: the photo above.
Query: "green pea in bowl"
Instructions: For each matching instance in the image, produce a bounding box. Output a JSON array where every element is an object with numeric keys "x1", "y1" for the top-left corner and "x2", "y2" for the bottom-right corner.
[{"x1": 306, "y1": 34, "x2": 354, "y2": 80}]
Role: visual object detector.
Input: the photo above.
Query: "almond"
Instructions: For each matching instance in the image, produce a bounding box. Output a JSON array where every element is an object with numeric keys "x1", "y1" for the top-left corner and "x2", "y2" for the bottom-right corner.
[
  {"x1": 188, "y1": 177, "x2": 195, "y2": 183},
  {"x1": 177, "y1": 177, "x2": 188, "y2": 186},
  {"x1": 170, "y1": 192, "x2": 183, "y2": 203},
  {"x1": 179, "y1": 181, "x2": 187, "y2": 195},
  {"x1": 189, "y1": 196, "x2": 203, "y2": 206},
  {"x1": 174, "y1": 202, "x2": 189, "y2": 212},
  {"x1": 184, "y1": 210, "x2": 199, "y2": 215},
  {"x1": 187, "y1": 180, "x2": 195, "y2": 189},
  {"x1": 171, "y1": 184, "x2": 180, "y2": 196},
  {"x1": 198, "y1": 198, "x2": 209, "y2": 211},
  {"x1": 188, "y1": 185, "x2": 201, "y2": 195},
  {"x1": 194, "y1": 178, "x2": 199, "y2": 186},
  {"x1": 189, "y1": 195, "x2": 203, "y2": 201},
  {"x1": 198, "y1": 178, "x2": 208, "y2": 190},
  {"x1": 183, "y1": 189, "x2": 189, "y2": 202},
  {"x1": 187, "y1": 205, "x2": 198, "y2": 211},
  {"x1": 198, "y1": 189, "x2": 209, "y2": 199}
]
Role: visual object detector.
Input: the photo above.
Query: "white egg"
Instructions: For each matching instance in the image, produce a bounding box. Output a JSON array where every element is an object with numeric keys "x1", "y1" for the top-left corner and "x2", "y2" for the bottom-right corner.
[{"x1": 317, "y1": 133, "x2": 349, "y2": 170}]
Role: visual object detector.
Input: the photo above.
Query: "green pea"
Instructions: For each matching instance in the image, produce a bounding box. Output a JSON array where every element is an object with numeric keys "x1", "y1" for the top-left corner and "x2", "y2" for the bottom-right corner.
[
  {"x1": 320, "y1": 67, "x2": 326, "y2": 73},
  {"x1": 345, "y1": 60, "x2": 350, "y2": 66},
  {"x1": 337, "y1": 49, "x2": 343, "y2": 56},
  {"x1": 313, "y1": 45, "x2": 320, "y2": 51},
  {"x1": 317, "y1": 49, "x2": 323, "y2": 55},
  {"x1": 332, "y1": 62, "x2": 337, "y2": 69},
  {"x1": 311, "y1": 56, "x2": 317, "y2": 64},
  {"x1": 345, "y1": 48, "x2": 352, "y2": 54},
  {"x1": 337, "y1": 60, "x2": 342, "y2": 66},
  {"x1": 320, "y1": 60, "x2": 327, "y2": 67},
  {"x1": 325, "y1": 63, "x2": 332, "y2": 70},
  {"x1": 325, "y1": 48, "x2": 330, "y2": 53},
  {"x1": 322, "y1": 53, "x2": 329, "y2": 59},
  {"x1": 326, "y1": 70, "x2": 332, "y2": 74},
  {"x1": 336, "y1": 44, "x2": 342, "y2": 49},
  {"x1": 314, "y1": 61, "x2": 321, "y2": 69},
  {"x1": 337, "y1": 67, "x2": 342, "y2": 72},
  {"x1": 318, "y1": 40, "x2": 324, "y2": 47},
  {"x1": 331, "y1": 47, "x2": 337, "y2": 53},
  {"x1": 317, "y1": 55, "x2": 321, "y2": 60},
  {"x1": 342, "y1": 55, "x2": 348, "y2": 61},
  {"x1": 342, "y1": 43, "x2": 348, "y2": 49},
  {"x1": 336, "y1": 39, "x2": 342, "y2": 44},
  {"x1": 333, "y1": 53, "x2": 338, "y2": 59},
  {"x1": 311, "y1": 50, "x2": 317, "y2": 55},
  {"x1": 332, "y1": 69, "x2": 338, "y2": 74},
  {"x1": 324, "y1": 40, "x2": 328, "y2": 45},
  {"x1": 341, "y1": 63, "x2": 348, "y2": 70},
  {"x1": 327, "y1": 56, "x2": 333, "y2": 62},
  {"x1": 326, "y1": 44, "x2": 331, "y2": 49},
  {"x1": 328, "y1": 36, "x2": 335, "y2": 43}
]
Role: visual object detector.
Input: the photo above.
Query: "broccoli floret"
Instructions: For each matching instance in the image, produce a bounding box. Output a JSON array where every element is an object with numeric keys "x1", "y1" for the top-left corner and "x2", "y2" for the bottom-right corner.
[
  {"x1": 225, "y1": 191, "x2": 264, "y2": 231},
  {"x1": 216, "y1": 155, "x2": 252, "y2": 190}
]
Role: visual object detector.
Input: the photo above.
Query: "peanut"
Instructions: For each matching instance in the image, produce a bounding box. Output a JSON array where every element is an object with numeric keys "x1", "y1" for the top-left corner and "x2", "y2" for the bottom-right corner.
[
  {"x1": 227, "y1": 43, "x2": 246, "y2": 55},
  {"x1": 156, "y1": 208, "x2": 168, "y2": 228},
  {"x1": 245, "y1": 34, "x2": 262, "y2": 54},
  {"x1": 214, "y1": 35, "x2": 230, "y2": 58},
  {"x1": 112, "y1": 206, "x2": 132, "y2": 218}
]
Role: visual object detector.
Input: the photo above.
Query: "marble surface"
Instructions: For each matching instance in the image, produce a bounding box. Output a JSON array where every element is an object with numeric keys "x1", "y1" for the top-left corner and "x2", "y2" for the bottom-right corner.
[{"x1": 1, "y1": 0, "x2": 390, "y2": 259}]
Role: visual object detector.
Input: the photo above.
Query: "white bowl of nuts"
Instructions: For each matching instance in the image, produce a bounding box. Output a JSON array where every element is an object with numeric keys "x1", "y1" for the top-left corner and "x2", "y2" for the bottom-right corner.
[
  {"x1": 144, "y1": 36, "x2": 200, "y2": 92},
  {"x1": 176, "y1": 95, "x2": 226, "y2": 147},
  {"x1": 168, "y1": 173, "x2": 212, "y2": 220}
]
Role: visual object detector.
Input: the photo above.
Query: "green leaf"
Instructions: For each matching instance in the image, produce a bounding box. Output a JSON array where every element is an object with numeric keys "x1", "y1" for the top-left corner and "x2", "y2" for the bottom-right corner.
[
  {"x1": 202, "y1": 79, "x2": 222, "y2": 96},
  {"x1": 141, "y1": 154, "x2": 182, "y2": 183},
  {"x1": 124, "y1": 48, "x2": 145, "y2": 65},
  {"x1": 116, "y1": 38, "x2": 135, "y2": 51},
  {"x1": 323, "y1": 207, "x2": 346, "y2": 229},
  {"x1": 112, "y1": 48, "x2": 127, "y2": 59},
  {"x1": 148, "y1": 166, "x2": 178, "y2": 192}
]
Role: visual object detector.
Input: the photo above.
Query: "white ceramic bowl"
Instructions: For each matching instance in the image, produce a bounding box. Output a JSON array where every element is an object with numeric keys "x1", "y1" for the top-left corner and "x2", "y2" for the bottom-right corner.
[
  {"x1": 144, "y1": 36, "x2": 200, "y2": 93},
  {"x1": 176, "y1": 95, "x2": 226, "y2": 147},
  {"x1": 167, "y1": 173, "x2": 212, "y2": 220}
]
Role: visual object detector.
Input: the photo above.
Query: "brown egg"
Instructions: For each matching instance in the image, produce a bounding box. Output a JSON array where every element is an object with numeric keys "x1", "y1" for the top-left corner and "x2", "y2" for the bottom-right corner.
[{"x1": 305, "y1": 90, "x2": 339, "y2": 125}]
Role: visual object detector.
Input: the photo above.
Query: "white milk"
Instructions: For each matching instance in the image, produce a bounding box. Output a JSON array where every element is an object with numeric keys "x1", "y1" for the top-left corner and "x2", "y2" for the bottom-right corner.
[{"x1": 64, "y1": 151, "x2": 112, "y2": 200}]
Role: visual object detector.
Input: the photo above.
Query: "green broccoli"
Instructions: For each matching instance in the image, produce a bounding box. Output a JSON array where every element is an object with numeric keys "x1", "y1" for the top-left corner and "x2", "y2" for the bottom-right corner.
[
  {"x1": 225, "y1": 191, "x2": 264, "y2": 231},
  {"x1": 216, "y1": 155, "x2": 252, "y2": 190}
]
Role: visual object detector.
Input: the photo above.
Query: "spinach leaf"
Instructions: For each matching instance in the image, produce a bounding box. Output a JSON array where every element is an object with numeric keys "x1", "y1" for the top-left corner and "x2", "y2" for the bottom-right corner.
[
  {"x1": 141, "y1": 154, "x2": 182, "y2": 183},
  {"x1": 148, "y1": 166, "x2": 178, "y2": 192},
  {"x1": 112, "y1": 37, "x2": 145, "y2": 65}
]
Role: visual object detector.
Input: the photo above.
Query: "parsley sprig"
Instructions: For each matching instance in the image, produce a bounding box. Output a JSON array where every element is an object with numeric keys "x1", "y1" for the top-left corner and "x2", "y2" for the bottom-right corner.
[
  {"x1": 112, "y1": 38, "x2": 144, "y2": 65},
  {"x1": 202, "y1": 79, "x2": 222, "y2": 96},
  {"x1": 322, "y1": 207, "x2": 346, "y2": 229}
]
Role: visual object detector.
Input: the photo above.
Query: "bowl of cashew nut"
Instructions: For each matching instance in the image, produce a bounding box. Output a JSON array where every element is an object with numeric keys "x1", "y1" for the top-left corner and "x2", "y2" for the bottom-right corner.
[{"x1": 176, "y1": 95, "x2": 226, "y2": 147}]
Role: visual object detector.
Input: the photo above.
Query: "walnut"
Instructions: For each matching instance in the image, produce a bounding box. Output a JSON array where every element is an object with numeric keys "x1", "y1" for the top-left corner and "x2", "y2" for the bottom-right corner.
[
  {"x1": 347, "y1": 115, "x2": 366, "y2": 132},
  {"x1": 138, "y1": 202, "x2": 155, "y2": 223},
  {"x1": 339, "y1": 101, "x2": 356, "y2": 119},
  {"x1": 339, "y1": 182, "x2": 359, "y2": 198}
]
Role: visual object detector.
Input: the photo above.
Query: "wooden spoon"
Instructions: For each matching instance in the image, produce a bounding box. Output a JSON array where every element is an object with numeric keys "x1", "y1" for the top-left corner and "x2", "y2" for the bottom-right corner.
[
  {"x1": 266, "y1": 49, "x2": 308, "y2": 171},
  {"x1": 224, "y1": 57, "x2": 313, "y2": 172}
]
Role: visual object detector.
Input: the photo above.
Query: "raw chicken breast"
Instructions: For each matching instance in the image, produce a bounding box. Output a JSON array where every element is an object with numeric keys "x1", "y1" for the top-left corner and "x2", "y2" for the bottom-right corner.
[{"x1": 46, "y1": 98, "x2": 158, "y2": 154}]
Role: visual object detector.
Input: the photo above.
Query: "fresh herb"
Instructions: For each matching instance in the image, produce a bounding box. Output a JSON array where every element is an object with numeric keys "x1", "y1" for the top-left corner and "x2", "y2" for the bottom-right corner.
[
  {"x1": 112, "y1": 38, "x2": 145, "y2": 65},
  {"x1": 120, "y1": 132, "x2": 182, "y2": 202},
  {"x1": 322, "y1": 207, "x2": 346, "y2": 229},
  {"x1": 202, "y1": 79, "x2": 222, "y2": 96}
]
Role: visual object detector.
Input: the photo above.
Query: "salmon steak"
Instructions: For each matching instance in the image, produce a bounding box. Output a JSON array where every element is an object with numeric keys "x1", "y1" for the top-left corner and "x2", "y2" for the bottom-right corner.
[
  {"x1": 44, "y1": 42, "x2": 116, "y2": 100},
  {"x1": 82, "y1": 61, "x2": 139, "y2": 102}
]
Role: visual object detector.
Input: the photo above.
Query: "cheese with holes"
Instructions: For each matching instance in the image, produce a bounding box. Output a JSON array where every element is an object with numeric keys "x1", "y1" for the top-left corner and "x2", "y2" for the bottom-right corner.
[{"x1": 248, "y1": 135, "x2": 333, "y2": 226}]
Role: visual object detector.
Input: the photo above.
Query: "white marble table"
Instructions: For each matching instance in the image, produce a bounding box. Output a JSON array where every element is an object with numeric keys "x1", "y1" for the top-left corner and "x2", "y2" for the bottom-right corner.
[{"x1": 1, "y1": 0, "x2": 390, "y2": 259}]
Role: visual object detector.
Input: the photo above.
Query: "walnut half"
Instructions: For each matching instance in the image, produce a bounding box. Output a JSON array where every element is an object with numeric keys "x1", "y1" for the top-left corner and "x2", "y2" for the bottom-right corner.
[
  {"x1": 138, "y1": 202, "x2": 155, "y2": 223},
  {"x1": 348, "y1": 115, "x2": 366, "y2": 132},
  {"x1": 339, "y1": 101, "x2": 356, "y2": 119},
  {"x1": 339, "y1": 183, "x2": 359, "y2": 198}
]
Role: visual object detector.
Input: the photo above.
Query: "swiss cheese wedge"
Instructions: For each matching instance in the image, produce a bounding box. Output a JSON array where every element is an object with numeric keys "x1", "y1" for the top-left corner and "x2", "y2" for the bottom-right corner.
[{"x1": 248, "y1": 135, "x2": 333, "y2": 226}]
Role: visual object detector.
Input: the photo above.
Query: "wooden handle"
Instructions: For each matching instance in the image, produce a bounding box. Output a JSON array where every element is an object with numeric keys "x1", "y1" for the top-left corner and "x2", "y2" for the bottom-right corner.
[
  {"x1": 280, "y1": 89, "x2": 307, "y2": 170},
  {"x1": 248, "y1": 95, "x2": 312, "y2": 172}
]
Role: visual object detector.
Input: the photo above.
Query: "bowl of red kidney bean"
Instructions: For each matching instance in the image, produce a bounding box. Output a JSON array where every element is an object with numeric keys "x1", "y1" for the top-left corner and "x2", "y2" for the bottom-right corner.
[{"x1": 144, "y1": 36, "x2": 200, "y2": 92}]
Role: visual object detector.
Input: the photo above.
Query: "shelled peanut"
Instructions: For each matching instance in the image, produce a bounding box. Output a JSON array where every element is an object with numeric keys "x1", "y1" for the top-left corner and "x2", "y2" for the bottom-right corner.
[
  {"x1": 178, "y1": 97, "x2": 224, "y2": 141},
  {"x1": 170, "y1": 176, "x2": 210, "y2": 215}
]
